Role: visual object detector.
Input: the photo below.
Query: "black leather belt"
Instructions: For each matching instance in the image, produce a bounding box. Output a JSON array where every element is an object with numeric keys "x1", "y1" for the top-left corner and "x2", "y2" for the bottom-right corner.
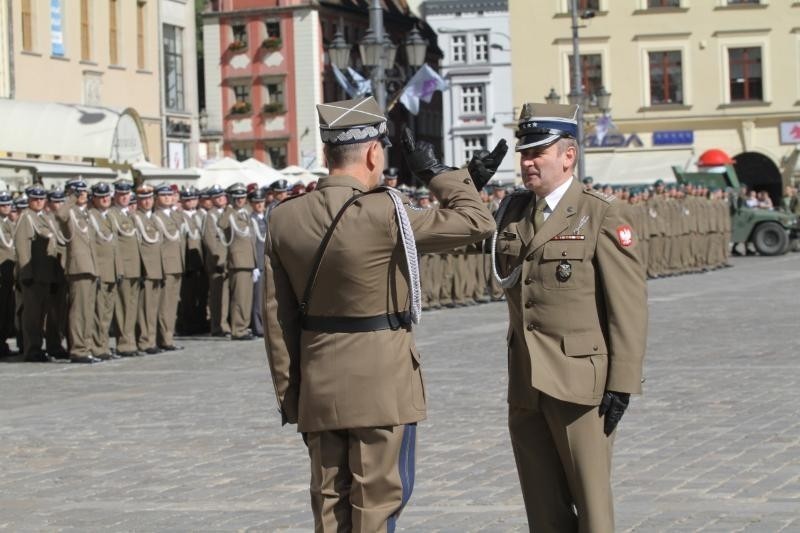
[{"x1": 302, "y1": 312, "x2": 412, "y2": 333}]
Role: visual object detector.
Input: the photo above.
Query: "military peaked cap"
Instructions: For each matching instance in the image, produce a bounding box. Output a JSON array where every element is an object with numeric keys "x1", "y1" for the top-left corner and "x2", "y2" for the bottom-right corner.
[
  {"x1": 0, "y1": 192, "x2": 12, "y2": 206},
  {"x1": 92, "y1": 182, "x2": 112, "y2": 197},
  {"x1": 113, "y1": 179, "x2": 133, "y2": 193},
  {"x1": 180, "y1": 186, "x2": 199, "y2": 200},
  {"x1": 316, "y1": 96, "x2": 391, "y2": 147},
  {"x1": 48, "y1": 189, "x2": 65, "y2": 202},
  {"x1": 248, "y1": 189, "x2": 266, "y2": 202},
  {"x1": 66, "y1": 178, "x2": 88, "y2": 193},
  {"x1": 226, "y1": 182, "x2": 247, "y2": 198},
  {"x1": 136, "y1": 184, "x2": 155, "y2": 198},
  {"x1": 25, "y1": 185, "x2": 47, "y2": 199},
  {"x1": 516, "y1": 103, "x2": 579, "y2": 151},
  {"x1": 208, "y1": 184, "x2": 225, "y2": 197},
  {"x1": 270, "y1": 179, "x2": 289, "y2": 192},
  {"x1": 14, "y1": 196, "x2": 29, "y2": 209}
]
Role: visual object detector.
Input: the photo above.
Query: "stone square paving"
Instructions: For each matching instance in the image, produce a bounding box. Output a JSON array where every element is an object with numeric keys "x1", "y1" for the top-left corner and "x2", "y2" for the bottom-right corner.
[{"x1": 1, "y1": 253, "x2": 799, "y2": 531}]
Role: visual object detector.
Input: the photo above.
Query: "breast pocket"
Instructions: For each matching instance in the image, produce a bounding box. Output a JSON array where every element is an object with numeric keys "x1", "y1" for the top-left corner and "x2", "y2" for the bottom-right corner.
[{"x1": 541, "y1": 240, "x2": 585, "y2": 289}]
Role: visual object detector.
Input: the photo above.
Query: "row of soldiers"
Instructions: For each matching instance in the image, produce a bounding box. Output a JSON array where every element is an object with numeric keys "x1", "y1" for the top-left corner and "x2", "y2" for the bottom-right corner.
[{"x1": 1, "y1": 178, "x2": 293, "y2": 363}]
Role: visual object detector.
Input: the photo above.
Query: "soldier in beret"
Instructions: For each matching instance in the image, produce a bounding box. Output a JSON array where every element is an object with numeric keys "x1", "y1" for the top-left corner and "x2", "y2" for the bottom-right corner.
[
  {"x1": 263, "y1": 96, "x2": 500, "y2": 531},
  {"x1": 492, "y1": 103, "x2": 648, "y2": 531},
  {"x1": 0, "y1": 192, "x2": 15, "y2": 358}
]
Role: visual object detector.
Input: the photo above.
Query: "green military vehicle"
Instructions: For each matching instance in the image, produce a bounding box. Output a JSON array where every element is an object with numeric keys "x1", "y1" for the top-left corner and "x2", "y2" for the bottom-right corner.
[{"x1": 672, "y1": 164, "x2": 799, "y2": 256}]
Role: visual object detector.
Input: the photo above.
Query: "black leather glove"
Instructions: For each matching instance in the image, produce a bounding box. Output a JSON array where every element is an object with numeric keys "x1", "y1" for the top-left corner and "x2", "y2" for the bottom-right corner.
[
  {"x1": 599, "y1": 391, "x2": 630, "y2": 436},
  {"x1": 467, "y1": 139, "x2": 509, "y2": 191},
  {"x1": 401, "y1": 127, "x2": 454, "y2": 185}
]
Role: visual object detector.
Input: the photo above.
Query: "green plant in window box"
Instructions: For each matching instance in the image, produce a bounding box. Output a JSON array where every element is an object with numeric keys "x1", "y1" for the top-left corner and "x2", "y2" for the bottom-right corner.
[
  {"x1": 228, "y1": 40, "x2": 248, "y2": 53},
  {"x1": 261, "y1": 37, "x2": 283, "y2": 51},
  {"x1": 231, "y1": 101, "x2": 252, "y2": 115},
  {"x1": 262, "y1": 102, "x2": 285, "y2": 114}
]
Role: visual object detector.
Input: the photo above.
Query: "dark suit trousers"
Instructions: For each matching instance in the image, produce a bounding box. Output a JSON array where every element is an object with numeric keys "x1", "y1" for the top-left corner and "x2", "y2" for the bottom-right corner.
[
  {"x1": 21, "y1": 282, "x2": 48, "y2": 357},
  {"x1": 250, "y1": 275, "x2": 263, "y2": 336}
]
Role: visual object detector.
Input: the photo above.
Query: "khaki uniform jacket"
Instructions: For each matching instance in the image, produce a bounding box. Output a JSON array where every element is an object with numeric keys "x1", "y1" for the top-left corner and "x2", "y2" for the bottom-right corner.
[
  {"x1": 155, "y1": 209, "x2": 184, "y2": 275},
  {"x1": 182, "y1": 210, "x2": 204, "y2": 273},
  {"x1": 133, "y1": 210, "x2": 163, "y2": 280},
  {"x1": 0, "y1": 217, "x2": 15, "y2": 279},
  {"x1": 109, "y1": 206, "x2": 141, "y2": 279},
  {"x1": 218, "y1": 206, "x2": 256, "y2": 270},
  {"x1": 495, "y1": 179, "x2": 648, "y2": 407},
  {"x1": 264, "y1": 169, "x2": 495, "y2": 433},
  {"x1": 203, "y1": 207, "x2": 228, "y2": 274},
  {"x1": 54, "y1": 204, "x2": 97, "y2": 277},
  {"x1": 14, "y1": 211, "x2": 56, "y2": 283},
  {"x1": 90, "y1": 209, "x2": 124, "y2": 283}
]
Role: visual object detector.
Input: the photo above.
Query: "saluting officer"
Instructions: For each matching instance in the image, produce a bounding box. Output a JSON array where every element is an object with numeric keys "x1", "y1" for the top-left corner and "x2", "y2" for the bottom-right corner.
[
  {"x1": 491, "y1": 103, "x2": 648, "y2": 532},
  {"x1": 132, "y1": 185, "x2": 163, "y2": 355},
  {"x1": 55, "y1": 179, "x2": 101, "y2": 364},
  {"x1": 109, "y1": 180, "x2": 141, "y2": 356},
  {"x1": 263, "y1": 96, "x2": 499, "y2": 531},
  {"x1": 203, "y1": 185, "x2": 231, "y2": 337},
  {"x1": 0, "y1": 192, "x2": 15, "y2": 358},
  {"x1": 154, "y1": 184, "x2": 184, "y2": 351},
  {"x1": 248, "y1": 188, "x2": 268, "y2": 337},
  {"x1": 217, "y1": 183, "x2": 256, "y2": 341}
]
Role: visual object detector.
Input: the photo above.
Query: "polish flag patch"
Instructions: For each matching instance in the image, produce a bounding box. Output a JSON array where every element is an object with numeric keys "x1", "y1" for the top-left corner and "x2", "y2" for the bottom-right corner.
[{"x1": 616, "y1": 225, "x2": 633, "y2": 247}]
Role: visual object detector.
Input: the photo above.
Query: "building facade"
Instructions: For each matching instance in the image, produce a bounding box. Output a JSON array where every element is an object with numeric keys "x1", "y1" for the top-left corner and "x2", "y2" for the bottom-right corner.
[
  {"x1": 510, "y1": 0, "x2": 800, "y2": 188},
  {"x1": 201, "y1": 0, "x2": 441, "y2": 172},
  {"x1": 422, "y1": 0, "x2": 515, "y2": 183}
]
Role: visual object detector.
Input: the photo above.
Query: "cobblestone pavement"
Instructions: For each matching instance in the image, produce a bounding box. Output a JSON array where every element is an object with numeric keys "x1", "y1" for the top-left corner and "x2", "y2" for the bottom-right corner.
[{"x1": 1, "y1": 253, "x2": 799, "y2": 532}]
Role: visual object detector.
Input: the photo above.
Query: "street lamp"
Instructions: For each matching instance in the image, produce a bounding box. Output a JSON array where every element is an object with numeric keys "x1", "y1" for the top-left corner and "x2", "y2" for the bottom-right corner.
[
  {"x1": 596, "y1": 85, "x2": 611, "y2": 114},
  {"x1": 570, "y1": 0, "x2": 597, "y2": 181},
  {"x1": 545, "y1": 88, "x2": 560, "y2": 105},
  {"x1": 404, "y1": 27, "x2": 427, "y2": 69},
  {"x1": 199, "y1": 109, "x2": 208, "y2": 133},
  {"x1": 328, "y1": 28, "x2": 351, "y2": 71}
]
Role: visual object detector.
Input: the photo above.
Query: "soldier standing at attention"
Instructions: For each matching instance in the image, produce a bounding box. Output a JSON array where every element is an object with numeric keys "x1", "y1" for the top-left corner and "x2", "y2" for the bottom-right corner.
[
  {"x1": 88, "y1": 183, "x2": 123, "y2": 360},
  {"x1": 491, "y1": 103, "x2": 648, "y2": 532},
  {"x1": 109, "y1": 180, "x2": 141, "y2": 357},
  {"x1": 154, "y1": 184, "x2": 184, "y2": 351},
  {"x1": 203, "y1": 185, "x2": 231, "y2": 337},
  {"x1": 248, "y1": 188, "x2": 267, "y2": 337},
  {"x1": 0, "y1": 192, "x2": 15, "y2": 358},
  {"x1": 132, "y1": 185, "x2": 163, "y2": 355},
  {"x1": 55, "y1": 179, "x2": 101, "y2": 364},
  {"x1": 14, "y1": 186, "x2": 55, "y2": 362},
  {"x1": 42, "y1": 190, "x2": 69, "y2": 360},
  {"x1": 263, "y1": 96, "x2": 500, "y2": 532},
  {"x1": 217, "y1": 183, "x2": 256, "y2": 341},
  {"x1": 178, "y1": 187, "x2": 207, "y2": 335}
]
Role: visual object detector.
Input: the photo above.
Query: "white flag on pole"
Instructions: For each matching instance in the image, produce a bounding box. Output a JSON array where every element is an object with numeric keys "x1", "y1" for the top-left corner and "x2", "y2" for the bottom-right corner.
[{"x1": 398, "y1": 64, "x2": 448, "y2": 115}]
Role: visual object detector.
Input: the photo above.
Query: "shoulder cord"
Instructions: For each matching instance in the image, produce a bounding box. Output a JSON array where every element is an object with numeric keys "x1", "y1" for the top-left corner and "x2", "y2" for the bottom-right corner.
[
  {"x1": 251, "y1": 217, "x2": 266, "y2": 243},
  {"x1": 228, "y1": 212, "x2": 251, "y2": 238},
  {"x1": 0, "y1": 220, "x2": 14, "y2": 248},
  {"x1": 386, "y1": 188, "x2": 421, "y2": 324},
  {"x1": 89, "y1": 213, "x2": 115, "y2": 243},
  {"x1": 111, "y1": 213, "x2": 140, "y2": 240},
  {"x1": 154, "y1": 214, "x2": 181, "y2": 242},
  {"x1": 209, "y1": 212, "x2": 233, "y2": 247},
  {"x1": 182, "y1": 216, "x2": 202, "y2": 241},
  {"x1": 491, "y1": 194, "x2": 528, "y2": 289},
  {"x1": 133, "y1": 213, "x2": 162, "y2": 245},
  {"x1": 70, "y1": 209, "x2": 90, "y2": 236}
]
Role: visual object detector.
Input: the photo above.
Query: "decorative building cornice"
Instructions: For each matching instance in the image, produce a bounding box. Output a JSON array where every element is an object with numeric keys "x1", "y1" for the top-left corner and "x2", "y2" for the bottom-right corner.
[{"x1": 422, "y1": 0, "x2": 507, "y2": 17}]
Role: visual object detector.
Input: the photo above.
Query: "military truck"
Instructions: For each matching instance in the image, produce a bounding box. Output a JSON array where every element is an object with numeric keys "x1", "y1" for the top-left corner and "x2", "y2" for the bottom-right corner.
[{"x1": 672, "y1": 164, "x2": 799, "y2": 256}]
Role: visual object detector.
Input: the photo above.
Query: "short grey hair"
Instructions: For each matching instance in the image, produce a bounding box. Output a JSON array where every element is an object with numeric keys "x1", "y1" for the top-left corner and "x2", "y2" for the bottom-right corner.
[
  {"x1": 324, "y1": 142, "x2": 369, "y2": 169},
  {"x1": 556, "y1": 137, "x2": 579, "y2": 170}
]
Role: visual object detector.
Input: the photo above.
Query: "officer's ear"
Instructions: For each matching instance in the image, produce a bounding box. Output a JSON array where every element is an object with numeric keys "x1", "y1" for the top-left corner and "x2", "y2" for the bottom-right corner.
[{"x1": 365, "y1": 141, "x2": 382, "y2": 173}]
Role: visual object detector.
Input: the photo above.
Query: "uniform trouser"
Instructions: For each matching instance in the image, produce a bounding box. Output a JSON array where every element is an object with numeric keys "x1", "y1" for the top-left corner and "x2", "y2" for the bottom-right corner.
[
  {"x1": 509, "y1": 397, "x2": 615, "y2": 533},
  {"x1": 454, "y1": 255, "x2": 470, "y2": 304},
  {"x1": 0, "y1": 272, "x2": 17, "y2": 345},
  {"x1": 115, "y1": 278, "x2": 139, "y2": 353},
  {"x1": 178, "y1": 270, "x2": 207, "y2": 334},
  {"x1": 92, "y1": 281, "x2": 117, "y2": 355},
  {"x1": 21, "y1": 282, "x2": 48, "y2": 357},
  {"x1": 67, "y1": 275, "x2": 98, "y2": 357},
  {"x1": 439, "y1": 255, "x2": 454, "y2": 306},
  {"x1": 44, "y1": 281, "x2": 67, "y2": 354},
  {"x1": 157, "y1": 274, "x2": 182, "y2": 347},
  {"x1": 137, "y1": 279, "x2": 161, "y2": 351},
  {"x1": 425, "y1": 255, "x2": 442, "y2": 308},
  {"x1": 229, "y1": 269, "x2": 253, "y2": 337},
  {"x1": 251, "y1": 273, "x2": 263, "y2": 336},
  {"x1": 208, "y1": 271, "x2": 230, "y2": 335},
  {"x1": 307, "y1": 424, "x2": 416, "y2": 533}
]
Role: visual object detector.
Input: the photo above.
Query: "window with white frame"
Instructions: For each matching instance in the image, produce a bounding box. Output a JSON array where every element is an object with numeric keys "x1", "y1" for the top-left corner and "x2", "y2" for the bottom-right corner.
[
  {"x1": 461, "y1": 85, "x2": 484, "y2": 115},
  {"x1": 463, "y1": 136, "x2": 487, "y2": 162},
  {"x1": 728, "y1": 46, "x2": 762, "y2": 101},
  {"x1": 648, "y1": 50, "x2": 683, "y2": 104},
  {"x1": 474, "y1": 34, "x2": 488, "y2": 62},
  {"x1": 451, "y1": 35, "x2": 466, "y2": 63}
]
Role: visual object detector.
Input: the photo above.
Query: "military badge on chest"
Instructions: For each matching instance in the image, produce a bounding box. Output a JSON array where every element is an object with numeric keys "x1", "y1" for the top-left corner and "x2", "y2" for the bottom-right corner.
[{"x1": 556, "y1": 260, "x2": 572, "y2": 282}]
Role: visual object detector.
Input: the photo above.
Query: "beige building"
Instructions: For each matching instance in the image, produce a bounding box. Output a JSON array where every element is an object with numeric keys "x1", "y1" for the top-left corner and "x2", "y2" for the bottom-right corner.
[
  {"x1": 4, "y1": 0, "x2": 162, "y2": 164},
  {"x1": 510, "y1": 0, "x2": 800, "y2": 190}
]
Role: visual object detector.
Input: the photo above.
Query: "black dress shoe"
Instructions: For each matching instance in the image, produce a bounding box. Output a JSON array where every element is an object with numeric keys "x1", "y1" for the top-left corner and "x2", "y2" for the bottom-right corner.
[
  {"x1": 48, "y1": 350, "x2": 71, "y2": 360},
  {"x1": 144, "y1": 347, "x2": 161, "y2": 355},
  {"x1": 231, "y1": 334, "x2": 255, "y2": 341},
  {"x1": 117, "y1": 351, "x2": 139, "y2": 357},
  {"x1": 71, "y1": 355, "x2": 101, "y2": 364},
  {"x1": 159, "y1": 345, "x2": 184, "y2": 351},
  {"x1": 25, "y1": 352, "x2": 53, "y2": 363}
]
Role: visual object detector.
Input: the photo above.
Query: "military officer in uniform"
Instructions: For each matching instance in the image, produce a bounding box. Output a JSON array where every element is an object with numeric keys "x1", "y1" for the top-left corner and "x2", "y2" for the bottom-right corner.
[
  {"x1": 154, "y1": 184, "x2": 184, "y2": 351},
  {"x1": 178, "y1": 186, "x2": 207, "y2": 335},
  {"x1": 263, "y1": 96, "x2": 499, "y2": 532},
  {"x1": 43, "y1": 190, "x2": 69, "y2": 359},
  {"x1": 133, "y1": 185, "x2": 163, "y2": 355},
  {"x1": 89, "y1": 182, "x2": 123, "y2": 359},
  {"x1": 109, "y1": 180, "x2": 141, "y2": 356},
  {"x1": 55, "y1": 179, "x2": 101, "y2": 364},
  {"x1": 203, "y1": 185, "x2": 231, "y2": 337},
  {"x1": 0, "y1": 192, "x2": 15, "y2": 357},
  {"x1": 218, "y1": 183, "x2": 256, "y2": 340},
  {"x1": 383, "y1": 166, "x2": 399, "y2": 188},
  {"x1": 14, "y1": 186, "x2": 55, "y2": 362},
  {"x1": 248, "y1": 188, "x2": 268, "y2": 337},
  {"x1": 491, "y1": 103, "x2": 648, "y2": 532}
]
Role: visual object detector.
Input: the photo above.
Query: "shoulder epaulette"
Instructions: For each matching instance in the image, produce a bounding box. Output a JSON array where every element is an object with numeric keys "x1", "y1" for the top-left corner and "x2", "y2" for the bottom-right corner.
[{"x1": 583, "y1": 188, "x2": 616, "y2": 204}]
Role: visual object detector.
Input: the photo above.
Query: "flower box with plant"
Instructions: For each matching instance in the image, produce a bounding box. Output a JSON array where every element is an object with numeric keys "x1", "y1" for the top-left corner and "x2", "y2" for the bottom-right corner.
[
  {"x1": 228, "y1": 40, "x2": 248, "y2": 53},
  {"x1": 261, "y1": 37, "x2": 282, "y2": 52},
  {"x1": 231, "y1": 101, "x2": 252, "y2": 115},
  {"x1": 261, "y1": 102, "x2": 285, "y2": 115}
]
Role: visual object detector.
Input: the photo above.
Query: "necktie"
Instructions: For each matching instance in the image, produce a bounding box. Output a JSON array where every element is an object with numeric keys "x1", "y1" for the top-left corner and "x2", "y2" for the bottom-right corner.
[{"x1": 533, "y1": 197, "x2": 547, "y2": 232}]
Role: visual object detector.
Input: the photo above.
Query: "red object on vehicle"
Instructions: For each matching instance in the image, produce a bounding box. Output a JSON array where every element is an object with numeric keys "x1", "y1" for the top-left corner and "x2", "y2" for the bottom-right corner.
[{"x1": 697, "y1": 149, "x2": 735, "y2": 167}]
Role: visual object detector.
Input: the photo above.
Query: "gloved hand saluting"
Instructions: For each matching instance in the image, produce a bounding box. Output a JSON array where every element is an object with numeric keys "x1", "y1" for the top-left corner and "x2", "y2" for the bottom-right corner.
[
  {"x1": 598, "y1": 391, "x2": 630, "y2": 436},
  {"x1": 401, "y1": 127, "x2": 454, "y2": 185},
  {"x1": 467, "y1": 139, "x2": 508, "y2": 191}
]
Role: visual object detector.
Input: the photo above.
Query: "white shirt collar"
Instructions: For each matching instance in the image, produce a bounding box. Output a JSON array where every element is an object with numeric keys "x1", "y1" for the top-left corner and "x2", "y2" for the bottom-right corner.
[{"x1": 542, "y1": 176, "x2": 574, "y2": 213}]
